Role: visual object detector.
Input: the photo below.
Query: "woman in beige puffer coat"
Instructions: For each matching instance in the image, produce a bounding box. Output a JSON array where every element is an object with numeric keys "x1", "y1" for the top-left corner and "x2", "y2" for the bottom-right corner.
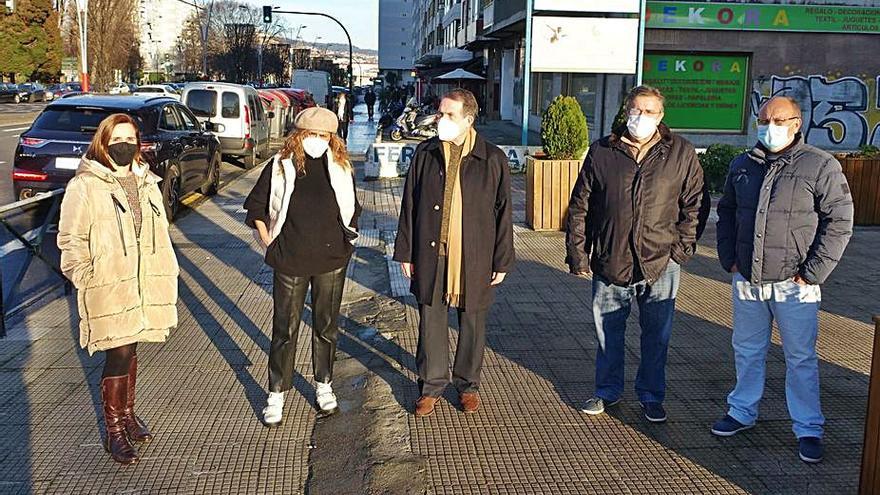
[{"x1": 57, "y1": 113, "x2": 178, "y2": 465}]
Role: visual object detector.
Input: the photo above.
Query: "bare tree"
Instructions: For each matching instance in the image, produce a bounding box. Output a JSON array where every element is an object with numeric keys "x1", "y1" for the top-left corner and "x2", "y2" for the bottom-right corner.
[{"x1": 61, "y1": 0, "x2": 141, "y2": 89}]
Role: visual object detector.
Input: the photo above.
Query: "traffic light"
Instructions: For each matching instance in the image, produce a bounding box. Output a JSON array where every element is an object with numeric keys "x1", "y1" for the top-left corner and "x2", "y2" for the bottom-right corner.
[{"x1": 262, "y1": 6, "x2": 272, "y2": 24}]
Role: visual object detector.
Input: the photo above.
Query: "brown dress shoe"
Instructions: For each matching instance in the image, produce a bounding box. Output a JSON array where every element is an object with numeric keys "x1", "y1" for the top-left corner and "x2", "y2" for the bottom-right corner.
[
  {"x1": 414, "y1": 396, "x2": 440, "y2": 417},
  {"x1": 101, "y1": 375, "x2": 139, "y2": 465},
  {"x1": 124, "y1": 355, "x2": 153, "y2": 443},
  {"x1": 460, "y1": 392, "x2": 480, "y2": 413}
]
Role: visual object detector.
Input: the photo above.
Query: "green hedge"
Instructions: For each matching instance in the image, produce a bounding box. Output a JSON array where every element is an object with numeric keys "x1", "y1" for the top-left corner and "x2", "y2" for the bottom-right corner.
[
  {"x1": 698, "y1": 144, "x2": 748, "y2": 193},
  {"x1": 541, "y1": 95, "x2": 589, "y2": 160}
]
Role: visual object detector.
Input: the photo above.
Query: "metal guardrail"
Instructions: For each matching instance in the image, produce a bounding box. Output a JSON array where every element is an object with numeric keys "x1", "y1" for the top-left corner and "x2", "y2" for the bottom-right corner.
[{"x1": 0, "y1": 189, "x2": 70, "y2": 338}]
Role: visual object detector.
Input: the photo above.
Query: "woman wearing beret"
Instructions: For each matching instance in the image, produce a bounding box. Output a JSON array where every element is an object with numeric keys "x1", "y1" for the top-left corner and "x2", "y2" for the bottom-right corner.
[{"x1": 244, "y1": 107, "x2": 361, "y2": 426}]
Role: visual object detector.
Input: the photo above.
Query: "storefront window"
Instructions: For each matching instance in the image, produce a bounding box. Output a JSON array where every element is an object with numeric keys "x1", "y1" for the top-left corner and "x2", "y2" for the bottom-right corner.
[{"x1": 567, "y1": 74, "x2": 597, "y2": 134}]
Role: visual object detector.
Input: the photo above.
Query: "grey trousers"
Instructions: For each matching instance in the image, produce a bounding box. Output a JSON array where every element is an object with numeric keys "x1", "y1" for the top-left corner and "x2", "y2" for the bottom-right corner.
[{"x1": 416, "y1": 257, "x2": 488, "y2": 397}]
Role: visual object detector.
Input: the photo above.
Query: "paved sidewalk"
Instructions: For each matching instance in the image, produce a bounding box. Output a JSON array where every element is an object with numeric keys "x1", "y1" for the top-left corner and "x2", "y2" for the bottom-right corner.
[
  {"x1": 0, "y1": 108, "x2": 877, "y2": 494},
  {"x1": 374, "y1": 176, "x2": 878, "y2": 494}
]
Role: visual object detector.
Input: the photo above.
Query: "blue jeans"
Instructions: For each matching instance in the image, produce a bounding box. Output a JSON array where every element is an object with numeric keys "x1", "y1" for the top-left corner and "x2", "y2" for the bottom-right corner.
[
  {"x1": 727, "y1": 272, "x2": 824, "y2": 439},
  {"x1": 592, "y1": 261, "x2": 680, "y2": 404}
]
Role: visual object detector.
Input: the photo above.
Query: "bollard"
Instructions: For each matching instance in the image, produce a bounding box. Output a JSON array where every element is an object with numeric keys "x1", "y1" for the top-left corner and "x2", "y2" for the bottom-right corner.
[{"x1": 860, "y1": 316, "x2": 880, "y2": 494}]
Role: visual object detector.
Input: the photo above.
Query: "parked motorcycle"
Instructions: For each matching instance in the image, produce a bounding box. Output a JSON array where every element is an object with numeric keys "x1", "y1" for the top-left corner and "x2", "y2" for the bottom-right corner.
[
  {"x1": 388, "y1": 98, "x2": 438, "y2": 141},
  {"x1": 378, "y1": 100, "x2": 405, "y2": 132}
]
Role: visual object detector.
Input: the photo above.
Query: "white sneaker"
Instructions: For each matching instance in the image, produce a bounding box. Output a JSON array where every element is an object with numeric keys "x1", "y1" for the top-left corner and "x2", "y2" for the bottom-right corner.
[
  {"x1": 262, "y1": 391, "x2": 284, "y2": 427},
  {"x1": 316, "y1": 382, "x2": 338, "y2": 413}
]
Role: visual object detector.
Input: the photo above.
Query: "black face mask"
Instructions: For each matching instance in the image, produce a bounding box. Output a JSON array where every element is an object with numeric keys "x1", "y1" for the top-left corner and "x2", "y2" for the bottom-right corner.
[{"x1": 108, "y1": 142, "x2": 138, "y2": 167}]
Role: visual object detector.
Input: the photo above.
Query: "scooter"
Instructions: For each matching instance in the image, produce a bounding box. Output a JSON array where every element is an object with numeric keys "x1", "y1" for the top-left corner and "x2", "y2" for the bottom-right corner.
[
  {"x1": 378, "y1": 100, "x2": 404, "y2": 132},
  {"x1": 388, "y1": 98, "x2": 438, "y2": 141}
]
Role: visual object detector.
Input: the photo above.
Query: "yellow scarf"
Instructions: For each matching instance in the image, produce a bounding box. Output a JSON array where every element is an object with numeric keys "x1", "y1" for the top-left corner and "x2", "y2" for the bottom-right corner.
[{"x1": 440, "y1": 128, "x2": 475, "y2": 308}]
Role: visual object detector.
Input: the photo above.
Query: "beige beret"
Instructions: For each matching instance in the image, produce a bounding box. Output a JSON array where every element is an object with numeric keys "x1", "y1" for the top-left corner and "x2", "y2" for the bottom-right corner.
[{"x1": 294, "y1": 106, "x2": 338, "y2": 134}]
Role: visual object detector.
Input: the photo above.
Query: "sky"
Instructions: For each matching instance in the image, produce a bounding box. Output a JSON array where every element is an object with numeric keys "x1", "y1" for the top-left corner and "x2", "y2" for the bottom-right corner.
[{"x1": 247, "y1": 0, "x2": 379, "y2": 50}]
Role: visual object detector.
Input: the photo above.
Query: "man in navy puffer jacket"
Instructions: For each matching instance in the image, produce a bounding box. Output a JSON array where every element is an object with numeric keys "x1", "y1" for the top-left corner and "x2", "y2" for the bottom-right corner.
[{"x1": 711, "y1": 96, "x2": 854, "y2": 464}]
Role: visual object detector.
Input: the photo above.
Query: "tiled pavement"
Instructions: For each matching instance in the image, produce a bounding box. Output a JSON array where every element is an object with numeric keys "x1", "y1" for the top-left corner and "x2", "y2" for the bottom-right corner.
[{"x1": 0, "y1": 107, "x2": 877, "y2": 494}]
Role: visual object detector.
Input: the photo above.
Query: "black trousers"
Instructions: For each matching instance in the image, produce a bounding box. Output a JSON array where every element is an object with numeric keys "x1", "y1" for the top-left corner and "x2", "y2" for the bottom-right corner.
[
  {"x1": 417, "y1": 257, "x2": 487, "y2": 397},
  {"x1": 337, "y1": 119, "x2": 349, "y2": 141},
  {"x1": 367, "y1": 104, "x2": 375, "y2": 120},
  {"x1": 268, "y1": 266, "x2": 346, "y2": 392}
]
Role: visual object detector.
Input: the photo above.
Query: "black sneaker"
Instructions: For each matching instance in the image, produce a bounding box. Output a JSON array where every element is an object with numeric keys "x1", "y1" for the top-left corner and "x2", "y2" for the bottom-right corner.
[
  {"x1": 641, "y1": 401, "x2": 667, "y2": 423},
  {"x1": 799, "y1": 436, "x2": 824, "y2": 464},
  {"x1": 711, "y1": 414, "x2": 754, "y2": 437},
  {"x1": 580, "y1": 397, "x2": 620, "y2": 415}
]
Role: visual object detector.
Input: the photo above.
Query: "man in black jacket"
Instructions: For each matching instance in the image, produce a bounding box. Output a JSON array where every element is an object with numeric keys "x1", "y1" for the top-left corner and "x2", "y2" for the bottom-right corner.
[
  {"x1": 394, "y1": 88, "x2": 515, "y2": 417},
  {"x1": 365, "y1": 89, "x2": 377, "y2": 121},
  {"x1": 710, "y1": 96, "x2": 853, "y2": 464},
  {"x1": 566, "y1": 85, "x2": 709, "y2": 423}
]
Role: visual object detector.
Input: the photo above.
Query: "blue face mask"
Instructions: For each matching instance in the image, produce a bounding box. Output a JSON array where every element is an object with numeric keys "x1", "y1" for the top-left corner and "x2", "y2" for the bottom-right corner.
[{"x1": 757, "y1": 123, "x2": 793, "y2": 152}]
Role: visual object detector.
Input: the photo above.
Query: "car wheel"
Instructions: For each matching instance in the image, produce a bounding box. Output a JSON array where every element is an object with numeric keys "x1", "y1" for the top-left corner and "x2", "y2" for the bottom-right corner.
[
  {"x1": 161, "y1": 164, "x2": 182, "y2": 220},
  {"x1": 201, "y1": 153, "x2": 221, "y2": 196},
  {"x1": 243, "y1": 147, "x2": 258, "y2": 170}
]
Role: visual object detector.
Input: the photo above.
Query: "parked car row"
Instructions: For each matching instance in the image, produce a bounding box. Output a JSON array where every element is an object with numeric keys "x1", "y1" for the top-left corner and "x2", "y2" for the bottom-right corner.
[
  {"x1": 12, "y1": 94, "x2": 222, "y2": 219},
  {"x1": 9, "y1": 81, "x2": 320, "y2": 219}
]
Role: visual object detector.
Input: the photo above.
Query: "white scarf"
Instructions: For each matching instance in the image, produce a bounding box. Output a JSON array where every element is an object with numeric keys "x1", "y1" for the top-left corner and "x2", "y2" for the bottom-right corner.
[{"x1": 264, "y1": 152, "x2": 357, "y2": 243}]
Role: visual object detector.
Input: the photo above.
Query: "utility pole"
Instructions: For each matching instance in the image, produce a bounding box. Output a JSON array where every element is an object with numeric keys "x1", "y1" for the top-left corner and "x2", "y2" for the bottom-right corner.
[
  {"x1": 74, "y1": 0, "x2": 89, "y2": 91},
  {"x1": 268, "y1": 8, "x2": 354, "y2": 97}
]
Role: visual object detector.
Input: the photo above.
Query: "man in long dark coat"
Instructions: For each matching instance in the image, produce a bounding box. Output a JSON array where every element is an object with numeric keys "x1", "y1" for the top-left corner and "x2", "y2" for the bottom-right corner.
[{"x1": 394, "y1": 88, "x2": 515, "y2": 417}]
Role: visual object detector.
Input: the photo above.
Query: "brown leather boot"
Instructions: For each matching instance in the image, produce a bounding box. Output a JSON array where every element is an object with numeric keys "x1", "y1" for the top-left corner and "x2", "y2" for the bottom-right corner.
[
  {"x1": 460, "y1": 392, "x2": 480, "y2": 414},
  {"x1": 102, "y1": 375, "x2": 139, "y2": 465},
  {"x1": 124, "y1": 356, "x2": 153, "y2": 443},
  {"x1": 415, "y1": 396, "x2": 440, "y2": 417}
]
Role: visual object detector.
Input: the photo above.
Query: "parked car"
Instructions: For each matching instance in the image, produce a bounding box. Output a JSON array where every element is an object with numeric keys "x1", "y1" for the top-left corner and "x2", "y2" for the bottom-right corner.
[
  {"x1": 46, "y1": 83, "x2": 82, "y2": 100},
  {"x1": 181, "y1": 82, "x2": 273, "y2": 169},
  {"x1": 108, "y1": 82, "x2": 136, "y2": 95},
  {"x1": 12, "y1": 94, "x2": 223, "y2": 219},
  {"x1": 0, "y1": 83, "x2": 20, "y2": 103},
  {"x1": 133, "y1": 84, "x2": 181, "y2": 100},
  {"x1": 16, "y1": 83, "x2": 47, "y2": 102}
]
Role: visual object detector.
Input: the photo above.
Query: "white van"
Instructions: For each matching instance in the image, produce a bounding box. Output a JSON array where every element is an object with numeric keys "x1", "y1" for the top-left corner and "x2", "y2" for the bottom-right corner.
[
  {"x1": 292, "y1": 70, "x2": 331, "y2": 107},
  {"x1": 181, "y1": 82, "x2": 272, "y2": 168}
]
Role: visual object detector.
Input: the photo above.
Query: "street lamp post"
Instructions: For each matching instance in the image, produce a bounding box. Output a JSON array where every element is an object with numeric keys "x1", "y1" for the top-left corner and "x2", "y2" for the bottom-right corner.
[
  {"x1": 74, "y1": 0, "x2": 89, "y2": 91},
  {"x1": 270, "y1": 8, "x2": 355, "y2": 98}
]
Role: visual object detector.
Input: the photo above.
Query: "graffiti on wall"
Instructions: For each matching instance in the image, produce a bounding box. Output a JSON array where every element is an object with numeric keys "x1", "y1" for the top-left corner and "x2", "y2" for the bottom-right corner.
[{"x1": 751, "y1": 74, "x2": 880, "y2": 150}]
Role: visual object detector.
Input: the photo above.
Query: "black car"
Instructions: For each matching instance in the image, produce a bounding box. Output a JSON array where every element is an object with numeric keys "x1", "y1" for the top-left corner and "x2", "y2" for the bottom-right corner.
[
  {"x1": 17, "y1": 83, "x2": 47, "y2": 102},
  {"x1": 12, "y1": 94, "x2": 223, "y2": 219},
  {"x1": 0, "y1": 83, "x2": 20, "y2": 103}
]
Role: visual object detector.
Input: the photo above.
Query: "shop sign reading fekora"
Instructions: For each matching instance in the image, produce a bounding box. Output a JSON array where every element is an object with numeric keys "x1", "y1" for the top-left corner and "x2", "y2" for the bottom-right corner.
[
  {"x1": 646, "y1": 1, "x2": 880, "y2": 34},
  {"x1": 533, "y1": 0, "x2": 640, "y2": 14},
  {"x1": 530, "y1": 17, "x2": 639, "y2": 74},
  {"x1": 642, "y1": 52, "x2": 751, "y2": 133}
]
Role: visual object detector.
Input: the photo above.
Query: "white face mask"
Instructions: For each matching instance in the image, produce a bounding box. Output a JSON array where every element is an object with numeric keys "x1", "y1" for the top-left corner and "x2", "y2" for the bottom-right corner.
[
  {"x1": 626, "y1": 114, "x2": 659, "y2": 141},
  {"x1": 302, "y1": 136, "x2": 330, "y2": 159},
  {"x1": 437, "y1": 116, "x2": 464, "y2": 142},
  {"x1": 757, "y1": 123, "x2": 793, "y2": 152}
]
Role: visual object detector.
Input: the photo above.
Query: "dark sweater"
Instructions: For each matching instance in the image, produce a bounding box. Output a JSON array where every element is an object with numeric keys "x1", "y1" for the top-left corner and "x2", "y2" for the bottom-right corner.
[{"x1": 244, "y1": 154, "x2": 361, "y2": 277}]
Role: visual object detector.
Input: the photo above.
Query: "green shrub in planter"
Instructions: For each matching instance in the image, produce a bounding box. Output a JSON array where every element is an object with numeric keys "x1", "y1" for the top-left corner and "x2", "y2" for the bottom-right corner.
[
  {"x1": 698, "y1": 144, "x2": 748, "y2": 193},
  {"x1": 541, "y1": 95, "x2": 589, "y2": 160}
]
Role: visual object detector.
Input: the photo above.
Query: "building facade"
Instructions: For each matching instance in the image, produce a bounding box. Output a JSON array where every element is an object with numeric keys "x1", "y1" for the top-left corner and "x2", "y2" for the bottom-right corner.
[
  {"x1": 379, "y1": 0, "x2": 417, "y2": 84},
  {"x1": 398, "y1": 0, "x2": 880, "y2": 150},
  {"x1": 138, "y1": 0, "x2": 194, "y2": 79}
]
